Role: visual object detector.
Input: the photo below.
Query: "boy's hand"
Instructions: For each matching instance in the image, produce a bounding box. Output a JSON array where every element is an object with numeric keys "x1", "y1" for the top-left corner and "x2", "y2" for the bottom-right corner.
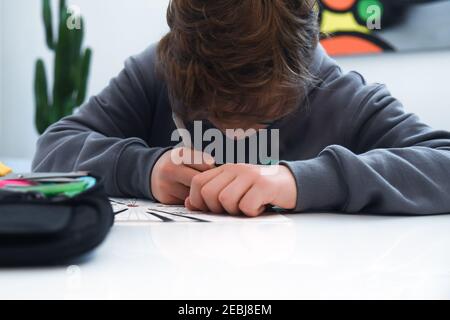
[
  {"x1": 151, "y1": 148, "x2": 215, "y2": 205},
  {"x1": 185, "y1": 164, "x2": 297, "y2": 217}
]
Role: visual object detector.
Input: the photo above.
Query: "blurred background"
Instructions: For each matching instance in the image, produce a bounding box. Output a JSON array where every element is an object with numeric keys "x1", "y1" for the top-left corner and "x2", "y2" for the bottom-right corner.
[{"x1": 1, "y1": 0, "x2": 450, "y2": 167}]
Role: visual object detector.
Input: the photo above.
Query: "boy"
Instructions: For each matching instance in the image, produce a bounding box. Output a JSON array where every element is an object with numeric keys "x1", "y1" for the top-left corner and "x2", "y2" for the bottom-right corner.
[{"x1": 33, "y1": 0, "x2": 450, "y2": 217}]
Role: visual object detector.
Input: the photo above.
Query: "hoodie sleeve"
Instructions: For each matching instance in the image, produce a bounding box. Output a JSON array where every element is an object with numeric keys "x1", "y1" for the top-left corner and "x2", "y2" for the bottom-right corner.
[
  {"x1": 282, "y1": 81, "x2": 450, "y2": 215},
  {"x1": 32, "y1": 46, "x2": 170, "y2": 199}
]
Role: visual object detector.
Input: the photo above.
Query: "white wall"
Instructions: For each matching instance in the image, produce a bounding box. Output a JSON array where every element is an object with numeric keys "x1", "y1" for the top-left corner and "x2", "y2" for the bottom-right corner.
[
  {"x1": 0, "y1": 0, "x2": 170, "y2": 158},
  {"x1": 1, "y1": 0, "x2": 450, "y2": 159},
  {"x1": 337, "y1": 50, "x2": 450, "y2": 132},
  {"x1": 0, "y1": 0, "x2": 4, "y2": 151}
]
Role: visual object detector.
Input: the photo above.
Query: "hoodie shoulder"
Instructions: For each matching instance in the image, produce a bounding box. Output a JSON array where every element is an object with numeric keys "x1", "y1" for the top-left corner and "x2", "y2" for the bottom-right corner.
[
  {"x1": 124, "y1": 43, "x2": 167, "y2": 102},
  {"x1": 131, "y1": 43, "x2": 159, "y2": 67},
  {"x1": 309, "y1": 44, "x2": 340, "y2": 79}
]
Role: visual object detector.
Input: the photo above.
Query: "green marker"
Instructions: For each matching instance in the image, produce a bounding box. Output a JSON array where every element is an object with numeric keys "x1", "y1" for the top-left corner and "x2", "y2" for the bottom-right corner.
[{"x1": 4, "y1": 177, "x2": 95, "y2": 198}]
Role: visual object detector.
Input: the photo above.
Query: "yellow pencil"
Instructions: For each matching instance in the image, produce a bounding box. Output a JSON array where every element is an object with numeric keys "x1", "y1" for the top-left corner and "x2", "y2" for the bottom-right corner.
[{"x1": 0, "y1": 162, "x2": 12, "y2": 177}]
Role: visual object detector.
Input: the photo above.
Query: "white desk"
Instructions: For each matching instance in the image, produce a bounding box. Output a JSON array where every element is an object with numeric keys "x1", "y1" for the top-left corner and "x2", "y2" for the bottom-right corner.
[
  {"x1": 1, "y1": 213, "x2": 450, "y2": 300},
  {"x1": 1, "y1": 158, "x2": 449, "y2": 299}
]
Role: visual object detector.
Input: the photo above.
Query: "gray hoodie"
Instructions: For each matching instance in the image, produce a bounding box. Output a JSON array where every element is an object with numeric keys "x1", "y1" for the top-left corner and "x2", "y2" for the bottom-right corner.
[{"x1": 33, "y1": 44, "x2": 450, "y2": 214}]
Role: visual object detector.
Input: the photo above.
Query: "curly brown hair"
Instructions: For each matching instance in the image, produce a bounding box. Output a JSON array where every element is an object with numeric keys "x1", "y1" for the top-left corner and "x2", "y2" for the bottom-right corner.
[{"x1": 157, "y1": 0, "x2": 319, "y2": 126}]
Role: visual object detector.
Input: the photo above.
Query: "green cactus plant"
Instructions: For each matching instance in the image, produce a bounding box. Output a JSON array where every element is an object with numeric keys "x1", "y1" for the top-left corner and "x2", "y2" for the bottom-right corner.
[{"x1": 34, "y1": 0, "x2": 92, "y2": 134}]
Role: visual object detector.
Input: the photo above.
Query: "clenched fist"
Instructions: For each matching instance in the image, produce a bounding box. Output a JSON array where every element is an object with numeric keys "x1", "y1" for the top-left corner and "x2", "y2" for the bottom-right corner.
[{"x1": 185, "y1": 163, "x2": 297, "y2": 217}]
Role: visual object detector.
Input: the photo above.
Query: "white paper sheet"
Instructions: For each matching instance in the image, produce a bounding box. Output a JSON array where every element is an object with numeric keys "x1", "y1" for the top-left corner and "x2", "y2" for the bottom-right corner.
[{"x1": 110, "y1": 198, "x2": 290, "y2": 223}]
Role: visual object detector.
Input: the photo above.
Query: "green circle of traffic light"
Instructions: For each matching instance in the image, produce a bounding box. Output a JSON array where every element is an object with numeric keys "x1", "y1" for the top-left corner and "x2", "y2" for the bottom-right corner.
[{"x1": 357, "y1": 0, "x2": 383, "y2": 23}]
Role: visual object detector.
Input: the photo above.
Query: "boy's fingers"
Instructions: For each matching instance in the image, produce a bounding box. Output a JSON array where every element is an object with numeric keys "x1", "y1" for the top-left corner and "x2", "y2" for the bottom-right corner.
[
  {"x1": 160, "y1": 194, "x2": 185, "y2": 206},
  {"x1": 189, "y1": 167, "x2": 223, "y2": 212},
  {"x1": 218, "y1": 177, "x2": 253, "y2": 215},
  {"x1": 168, "y1": 183, "x2": 190, "y2": 202},
  {"x1": 185, "y1": 197, "x2": 200, "y2": 212},
  {"x1": 172, "y1": 165, "x2": 202, "y2": 187},
  {"x1": 180, "y1": 148, "x2": 216, "y2": 172},
  {"x1": 201, "y1": 172, "x2": 235, "y2": 214},
  {"x1": 185, "y1": 162, "x2": 215, "y2": 172},
  {"x1": 239, "y1": 184, "x2": 267, "y2": 217}
]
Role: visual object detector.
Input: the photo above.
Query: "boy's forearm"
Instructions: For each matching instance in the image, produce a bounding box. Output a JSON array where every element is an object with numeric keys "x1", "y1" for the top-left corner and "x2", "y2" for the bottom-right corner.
[
  {"x1": 282, "y1": 144, "x2": 450, "y2": 214},
  {"x1": 32, "y1": 119, "x2": 170, "y2": 199}
]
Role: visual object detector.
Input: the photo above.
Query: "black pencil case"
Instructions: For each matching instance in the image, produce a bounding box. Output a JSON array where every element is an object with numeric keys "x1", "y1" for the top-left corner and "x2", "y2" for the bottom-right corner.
[{"x1": 0, "y1": 175, "x2": 114, "y2": 267}]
